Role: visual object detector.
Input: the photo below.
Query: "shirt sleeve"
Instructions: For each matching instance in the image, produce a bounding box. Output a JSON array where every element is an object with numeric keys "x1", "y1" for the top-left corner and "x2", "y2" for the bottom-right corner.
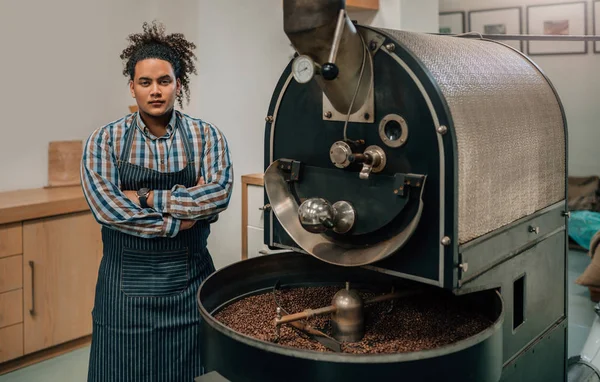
[
  {"x1": 153, "y1": 122, "x2": 233, "y2": 220},
  {"x1": 81, "y1": 127, "x2": 181, "y2": 238}
]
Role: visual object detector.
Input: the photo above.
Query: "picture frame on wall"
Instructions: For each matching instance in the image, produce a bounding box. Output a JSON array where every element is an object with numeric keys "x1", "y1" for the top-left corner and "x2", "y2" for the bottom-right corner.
[
  {"x1": 468, "y1": 7, "x2": 523, "y2": 51},
  {"x1": 527, "y1": 2, "x2": 587, "y2": 55},
  {"x1": 439, "y1": 11, "x2": 466, "y2": 35},
  {"x1": 594, "y1": 1, "x2": 600, "y2": 53}
]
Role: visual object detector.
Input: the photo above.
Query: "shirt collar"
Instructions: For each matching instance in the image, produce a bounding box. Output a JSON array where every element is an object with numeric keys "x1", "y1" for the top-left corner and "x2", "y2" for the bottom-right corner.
[{"x1": 135, "y1": 109, "x2": 178, "y2": 139}]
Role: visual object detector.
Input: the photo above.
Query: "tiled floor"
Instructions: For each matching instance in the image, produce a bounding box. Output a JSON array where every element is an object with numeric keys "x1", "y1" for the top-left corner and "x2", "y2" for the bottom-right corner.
[
  {"x1": 0, "y1": 250, "x2": 596, "y2": 381},
  {"x1": 0, "y1": 346, "x2": 90, "y2": 382}
]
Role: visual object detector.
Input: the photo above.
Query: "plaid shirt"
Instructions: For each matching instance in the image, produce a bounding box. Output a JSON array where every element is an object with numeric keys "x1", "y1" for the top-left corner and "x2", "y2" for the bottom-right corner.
[{"x1": 81, "y1": 111, "x2": 233, "y2": 238}]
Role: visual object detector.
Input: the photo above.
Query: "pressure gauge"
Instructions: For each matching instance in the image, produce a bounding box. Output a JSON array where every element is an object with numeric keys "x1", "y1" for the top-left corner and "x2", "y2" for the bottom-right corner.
[{"x1": 292, "y1": 55, "x2": 316, "y2": 84}]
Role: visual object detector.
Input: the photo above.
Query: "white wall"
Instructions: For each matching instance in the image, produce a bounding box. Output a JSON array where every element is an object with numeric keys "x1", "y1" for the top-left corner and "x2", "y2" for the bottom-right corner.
[
  {"x1": 0, "y1": 0, "x2": 158, "y2": 192},
  {"x1": 175, "y1": 1, "x2": 293, "y2": 269},
  {"x1": 440, "y1": 0, "x2": 600, "y2": 177},
  {"x1": 400, "y1": 0, "x2": 439, "y2": 33},
  {"x1": 348, "y1": 0, "x2": 438, "y2": 32},
  {"x1": 349, "y1": 0, "x2": 403, "y2": 29}
]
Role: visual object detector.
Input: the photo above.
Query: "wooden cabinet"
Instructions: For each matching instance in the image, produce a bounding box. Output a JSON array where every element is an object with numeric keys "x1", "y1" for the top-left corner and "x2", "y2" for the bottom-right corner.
[
  {"x1": 241, "y1": 173, "x2": 290, "y2": 260},
  {"x1": 0, "y1": 186, "x2": 102, "y2": 373},
  {"x1": 23, "y1": 212, "x2": 102, "y2": 354},
  {"x1": 241, "y1": 174, "x2": 269, "y2": 260}
]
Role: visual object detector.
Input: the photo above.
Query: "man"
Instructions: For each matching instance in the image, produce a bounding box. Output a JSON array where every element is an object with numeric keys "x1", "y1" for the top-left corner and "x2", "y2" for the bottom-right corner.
[{"x1": 81, "y1": 21, "x2": 233, "y2": 381}]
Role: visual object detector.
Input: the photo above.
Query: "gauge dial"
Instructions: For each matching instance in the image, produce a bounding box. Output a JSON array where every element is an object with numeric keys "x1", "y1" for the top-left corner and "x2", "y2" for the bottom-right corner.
[{"x1": 292, "y1": 55, "x2": 315, "y2": 84}]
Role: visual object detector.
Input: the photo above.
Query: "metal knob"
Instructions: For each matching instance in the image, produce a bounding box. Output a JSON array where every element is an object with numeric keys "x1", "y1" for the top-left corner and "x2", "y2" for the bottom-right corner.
[
  {"x1": 357, "y1": 146, "x2": 386, "y2": 180},
  {"x1": 298, "y1": 198, "x2": 356, "y2": 234},
  {"x1": 322, "y1": 63, "x2": 339, "y2": 81},
  {"x1": 330, "y1": 141, "x2": 353, "y2": 169},
  {"x1": 298, "y1": 198, "x2": 335, "y2": 233}
]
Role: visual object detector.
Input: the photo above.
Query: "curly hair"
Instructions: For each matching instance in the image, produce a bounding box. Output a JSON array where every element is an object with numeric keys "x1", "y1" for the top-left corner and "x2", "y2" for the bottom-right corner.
[{"x1": 120, "y1": 21, "x2": 197, "y2": 108}]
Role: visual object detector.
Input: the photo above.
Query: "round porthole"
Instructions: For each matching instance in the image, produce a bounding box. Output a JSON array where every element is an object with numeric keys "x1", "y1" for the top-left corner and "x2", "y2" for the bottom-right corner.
[{"x1": 378, "y1": 114, "x2": 408, "y2": 148}]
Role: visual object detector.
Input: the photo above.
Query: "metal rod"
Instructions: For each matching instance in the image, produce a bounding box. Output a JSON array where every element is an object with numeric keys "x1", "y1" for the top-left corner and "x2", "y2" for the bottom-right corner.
[
  {"x1": 328, "y1": 9, "x2": 347, "y2": 64},
  {"x1": 349, "y1": 153, "x2": 372, "y2": 164},
  {"x1": 275, "y1": 307, "x2": 282, "y2": 340},
  {"x1": 275, "y1": 289, "x2": 422, "y2": 326},
  {"x1": 364, "y1": 290, "x2": 420, "y2": 306},
  {"x1": 452, "y1": 33, "x2": 600, "y2": 42},
  {"x1": 286, "y1": 319, "x2": 324, "y2": 337},
  {"x1": 275, "y1": 305, "x2": 337, "y2": 326},
  {"x1": 278, "y1": 316, "x2": 342, "y2": 352}
]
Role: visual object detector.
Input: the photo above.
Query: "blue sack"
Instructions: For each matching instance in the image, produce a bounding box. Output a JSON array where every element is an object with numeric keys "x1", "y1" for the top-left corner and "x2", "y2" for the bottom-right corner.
[{"x1": 569, "y1": 210, "x2": 600, "y2": 250}]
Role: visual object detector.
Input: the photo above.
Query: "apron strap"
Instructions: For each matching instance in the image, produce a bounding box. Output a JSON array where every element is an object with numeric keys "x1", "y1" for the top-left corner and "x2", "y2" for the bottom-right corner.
[
  {"x1": 120, "y1": 113, "x2": 139, "y2": 163},
  {"x1": 177, "y1": 115, "x2": 195, "y2": 164}
]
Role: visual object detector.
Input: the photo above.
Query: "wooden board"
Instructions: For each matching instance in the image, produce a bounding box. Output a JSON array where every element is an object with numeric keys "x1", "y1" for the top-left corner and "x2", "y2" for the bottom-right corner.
[
  {"x1": 47, "y1": 140, "x2": 83, "y2": 188},
  {"x1": 346, "y1": 0, "x2": 379, "y2": 11}
]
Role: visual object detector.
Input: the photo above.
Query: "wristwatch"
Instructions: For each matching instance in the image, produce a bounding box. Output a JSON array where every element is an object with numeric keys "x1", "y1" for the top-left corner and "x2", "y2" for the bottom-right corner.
[{"x1": 136, "y1": 188, "x2": 151, "y2": 208}]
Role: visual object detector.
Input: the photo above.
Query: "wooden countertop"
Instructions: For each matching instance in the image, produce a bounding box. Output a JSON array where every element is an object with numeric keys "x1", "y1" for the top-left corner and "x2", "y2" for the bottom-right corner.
[
  {"x1": 0, "y1": 186, "x2": 90, "y2": 225},
  {"x1": 241, "y1": 173, "x2": 264, "y2": 187}
]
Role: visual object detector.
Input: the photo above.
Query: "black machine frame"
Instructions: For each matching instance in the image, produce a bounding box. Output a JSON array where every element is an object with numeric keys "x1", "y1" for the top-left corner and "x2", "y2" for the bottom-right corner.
[{"x1": 261, "y1": 25, "x2": 570, "y2": 381}]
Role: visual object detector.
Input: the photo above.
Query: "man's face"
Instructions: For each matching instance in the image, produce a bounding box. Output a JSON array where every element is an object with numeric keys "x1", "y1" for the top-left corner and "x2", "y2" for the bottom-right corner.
[{"x1": 129, "y1": 58, "x2": 181, "y2": 117}]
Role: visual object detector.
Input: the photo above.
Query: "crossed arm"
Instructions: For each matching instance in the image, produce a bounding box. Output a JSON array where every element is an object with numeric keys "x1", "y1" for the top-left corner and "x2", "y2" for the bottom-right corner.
[
  {"x1": 80, "y1": 125, "x2": 233, "y2": 238},
  {"x1": 120, "y1": 176, "x2": 206, "y2": 232}
]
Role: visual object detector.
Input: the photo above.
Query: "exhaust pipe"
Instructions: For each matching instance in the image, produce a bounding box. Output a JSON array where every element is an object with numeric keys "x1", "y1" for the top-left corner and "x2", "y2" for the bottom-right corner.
[{"x1": 283, "y1": 0, "x2": 371, "y2": 115}]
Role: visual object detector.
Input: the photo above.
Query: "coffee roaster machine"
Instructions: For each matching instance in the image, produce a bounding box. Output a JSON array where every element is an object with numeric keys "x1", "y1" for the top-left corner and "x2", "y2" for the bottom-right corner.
[{"x1": 197, "y1": 1, "x2": 572, "y2": 381}]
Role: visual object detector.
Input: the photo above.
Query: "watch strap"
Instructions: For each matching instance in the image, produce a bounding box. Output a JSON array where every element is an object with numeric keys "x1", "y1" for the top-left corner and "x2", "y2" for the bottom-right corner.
[{"x1": 139, "y1": 194, "x2": 149, "y2": 208}]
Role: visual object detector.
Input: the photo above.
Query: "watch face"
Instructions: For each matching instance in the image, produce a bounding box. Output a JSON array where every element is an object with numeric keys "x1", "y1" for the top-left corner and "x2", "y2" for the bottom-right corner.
[{"x1": 137, "y1": 188, "x2": 150, "y2": 197}]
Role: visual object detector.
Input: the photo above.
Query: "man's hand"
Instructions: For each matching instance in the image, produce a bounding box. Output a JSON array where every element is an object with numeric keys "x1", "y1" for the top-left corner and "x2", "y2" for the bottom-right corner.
[
  {"x1": 197, "y1": 176, "x2": 205, "y2": 186},
  {"x1": 180, "y1": 220, "x2": 197, "y2": 230}
]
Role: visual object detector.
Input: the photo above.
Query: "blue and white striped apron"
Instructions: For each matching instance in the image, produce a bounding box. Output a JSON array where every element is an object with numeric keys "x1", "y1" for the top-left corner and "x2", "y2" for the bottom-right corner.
[{"x1": 88, "y1": 117, "x2": 215, "y2": 382}]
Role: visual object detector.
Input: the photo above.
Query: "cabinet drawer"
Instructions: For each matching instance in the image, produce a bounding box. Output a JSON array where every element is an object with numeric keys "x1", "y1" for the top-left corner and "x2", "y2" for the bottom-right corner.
[
  {"x1": 0, "y1": 289, "x2": 23, "y2": 328},
  {"x1": 0, "y1": 223, "x2": 22, "y2": 259},
  {"x1": 0, "y1": 255, "x2": 22, "y2": 293},
  {"x1": 247, "y1": 226, "x2": 267, "y2": 259},
  {"x1": 247, "y1": 185, "x2": 265, "y2": 229},
  {"x1": 0, "y1": 323, "x2": 23, "y2": 363}
]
